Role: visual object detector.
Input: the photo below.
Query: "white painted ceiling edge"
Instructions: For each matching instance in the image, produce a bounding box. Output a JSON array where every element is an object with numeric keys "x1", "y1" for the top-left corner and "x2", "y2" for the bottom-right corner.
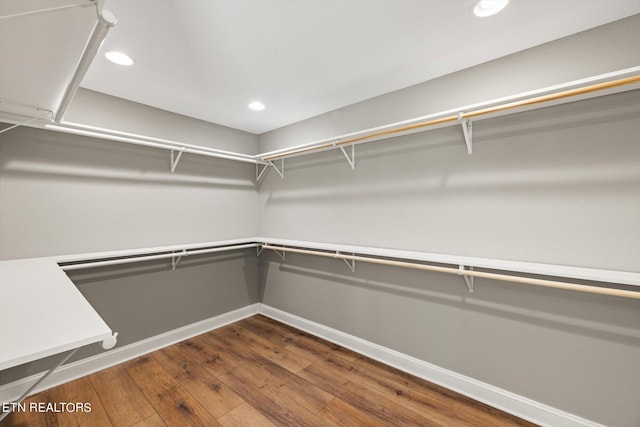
[{"x1": 75, "y1": 1, "x2": 640, "y2": 134}]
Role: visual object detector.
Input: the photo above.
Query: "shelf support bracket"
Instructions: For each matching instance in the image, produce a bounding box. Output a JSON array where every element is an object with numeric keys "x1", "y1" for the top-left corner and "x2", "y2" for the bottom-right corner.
[
  {"x1": 270, "y1": 247, "x2": 286, "y2": 260},
  {"x1": 257, "y1": 245, "x2": 264, "y2": 256},
  {"x1": 256, "y1": 163, "x2": 270, "y2": 181},
  {"x1": 457, "y1": 112, "x2": 473, "y2": 154},
  {"x1": 336, "y1": 252, "x2": 356, "y2": 272},
  {"x1": 267, "y1": 159, "x2": 284, "y2": 179},
  {"x1": 172, "y1": 250, "x2": 186, "y2": 270},
  {"x1": 171, "y1": 147, "x2": 185, "y2": 173},
  {"x1": 458, "y1": 265, "x2": 474, "y2": 292},
  {"x1": 333, "y1": 141, "x2": 355, "y2": 169},
  {"x1": 0, "y1": 110, "x2": 53, "y2": 135},
  {"x1": 0, "y1": 346, "x2": 80, "y2": 421}
]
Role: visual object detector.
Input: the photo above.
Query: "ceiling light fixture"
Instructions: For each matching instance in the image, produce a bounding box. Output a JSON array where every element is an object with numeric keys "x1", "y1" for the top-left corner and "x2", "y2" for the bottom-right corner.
[
  {"x1": 473, "y1": 0, "x2": 509, "y2": 17},
  {"x1": 248, "y1": 101, "x2": 266, "y2": 111},
  {"x1": 105, "y1": 51, "x2": 135, "y2": 66}
]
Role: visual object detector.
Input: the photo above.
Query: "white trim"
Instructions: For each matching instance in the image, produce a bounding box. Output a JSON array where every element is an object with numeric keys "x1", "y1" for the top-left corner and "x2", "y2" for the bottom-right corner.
[
  {"x1": 258, "y1": 304, "x2": 605, "y2": 427},
  {"x1": 0, "y1": 303, "x2": 260, "y2": 403}
]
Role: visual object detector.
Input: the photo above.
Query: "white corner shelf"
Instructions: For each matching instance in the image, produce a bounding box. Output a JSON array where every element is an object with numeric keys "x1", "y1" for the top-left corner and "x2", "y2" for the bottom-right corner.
[
  {"x1": 0, "y1": 237, "x2": 259, "y2": 372},
  {"x1": 0, "y1": 0, "x2": 115, "y2": 125},
  {"x1": 0, "y1": 258, "x2": 113, "y2": 371},
  {"x1": 2, "y1": 68, "x2": 638, "y2": 178}
]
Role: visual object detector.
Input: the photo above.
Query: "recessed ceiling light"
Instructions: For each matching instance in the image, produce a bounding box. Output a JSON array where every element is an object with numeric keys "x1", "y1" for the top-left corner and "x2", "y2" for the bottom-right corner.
[
  {"x1": 474, "y1": 0, "x2": 509, "y2": 17},
  {"x1": 105, "y1": 51, "x2": 135, "y2": 66},
  {"x1": 248, "y1": 101, "x2": 265, "y2": 111}
]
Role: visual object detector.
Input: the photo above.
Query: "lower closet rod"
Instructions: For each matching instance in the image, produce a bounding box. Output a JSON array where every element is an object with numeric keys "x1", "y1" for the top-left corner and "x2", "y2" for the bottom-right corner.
[
  {"x1": 61, "y1": 243, "x2": 259, "y2": 271},
  {"x1": 261, "y1": 245, "x2": 640, "y2": 300}
]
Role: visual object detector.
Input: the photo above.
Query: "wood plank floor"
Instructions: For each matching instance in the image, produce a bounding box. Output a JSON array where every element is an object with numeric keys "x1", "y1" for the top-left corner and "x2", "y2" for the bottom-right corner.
[{"x1": 1, "y1": 315, "x2": 537, "y2": 426}]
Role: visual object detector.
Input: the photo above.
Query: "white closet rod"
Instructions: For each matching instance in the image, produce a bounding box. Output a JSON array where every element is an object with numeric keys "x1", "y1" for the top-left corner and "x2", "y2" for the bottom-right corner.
[
  {"x1": 261, "y1": 245, "x2": 640, "y2": 300},
  {"x1": 60, "y1": 243, "x2": 258, "y2": 271}
]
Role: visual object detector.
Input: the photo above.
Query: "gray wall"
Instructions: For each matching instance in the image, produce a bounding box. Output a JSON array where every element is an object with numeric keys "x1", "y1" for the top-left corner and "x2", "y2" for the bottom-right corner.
[
  {"x1": 0, "y1": 105, "x2": 260, "y2": 383},
  {"x1": 258, "y1": 92, "x2": 640, "y2": 270},
  {"x1": 257, "y1": 17, "x2": 640, "y2": 427},
  {"x1": 66, "y1": 88, "x2": 259, "y2": 155},
  {"x1": 0, "y1": 126, "x2": 258, "y2": 260}
]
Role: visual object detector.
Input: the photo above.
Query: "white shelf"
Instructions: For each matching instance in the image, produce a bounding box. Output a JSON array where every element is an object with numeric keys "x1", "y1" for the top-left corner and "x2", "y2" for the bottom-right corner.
[
  {"x1": 53, "y1": 237, "x2": 259, "y2": 264},
  {"x1": 0, "y1": 1, "x2": 114, "y2": 124},
  {"x1": 256, "y1": 67, "x2": 640, "y2": 165},
  {"x1": 0, "y1": 259, "x2": 113, "y2": 370},
  {"x1": 1, "y1": 235, "x2": 636, "y2": 372},
  {"x1": 258, "y1": 237, "x2": 640, "y2": 287},
  {"x1": 3, "y1": 68, "x2": 638, "y2": 177},
  {"x1": 0, "y1": 238, "x2": 258, "y2": 372}
]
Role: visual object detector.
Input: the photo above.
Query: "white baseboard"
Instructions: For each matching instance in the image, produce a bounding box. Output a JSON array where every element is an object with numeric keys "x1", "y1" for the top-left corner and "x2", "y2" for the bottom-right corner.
[
  {"x1": 0, "y1": 303, "x2": 260, "y2": 403},
  {"x1": 258, "y1": 304, "x2": 603, "y2": 427}
]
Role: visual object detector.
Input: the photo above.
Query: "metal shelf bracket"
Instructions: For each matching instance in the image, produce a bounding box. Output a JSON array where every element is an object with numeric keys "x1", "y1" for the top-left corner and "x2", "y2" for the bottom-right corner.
[
  {"x1": 256, "y1": 159, "x2": 285, "y2": 181},
  {"x1": 172, "y1": 250, "x2": 186, "y2": 270},
  {"x1": 267, "y1": 159, "x2": 285, "y2": 179},
  {"x1": 257, "y1": 245, "x2": 264, "y2": 256},
  {"x1": 0, "y1": 345, "x2": 88, "y2": 421},
  {"x1": 271, "y1": 247, "x2": 286, "y2": 260},
  {"x1": 458, "y1": 264, "x2": 474, "y2": 292},
  {"x1": 333, "y1": 140, "x2": 355, "y2": 169},
  {"x1": 336, "y1": 251, "x2": 356, "y2": 272},
  {"x1": 171, "y1": 147, "x2": 185, "y2": 173},
  {"x1": 0, "y1": 110, "x2": 53, "y2": 135},
  {"x1": 256, "y1": 163, "x2": 269, "y2": 181},
  {"x1": 457, "y1": 112, "x2": 473, "y2": 154}
]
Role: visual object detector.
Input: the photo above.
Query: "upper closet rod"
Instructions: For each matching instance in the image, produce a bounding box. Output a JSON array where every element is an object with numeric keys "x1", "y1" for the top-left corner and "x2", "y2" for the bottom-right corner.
[
  {"x1": 261, "y1": 245, "x2": 640, "y2": 300},
  {"x1": 262, "y1": 73, "x2": 640, "y2": 161}
]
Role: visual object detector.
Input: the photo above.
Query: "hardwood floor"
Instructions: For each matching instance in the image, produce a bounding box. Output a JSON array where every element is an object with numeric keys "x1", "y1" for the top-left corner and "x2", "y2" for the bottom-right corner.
[{"x1": 1, "y1": 315, "x2": 536, "y2": 426}]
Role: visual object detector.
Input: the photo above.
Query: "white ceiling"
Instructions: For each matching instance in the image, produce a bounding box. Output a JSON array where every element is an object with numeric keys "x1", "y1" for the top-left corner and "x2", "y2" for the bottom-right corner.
[{"x1": 80, "y1": 0, "x2": 640, "y2": 134}]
